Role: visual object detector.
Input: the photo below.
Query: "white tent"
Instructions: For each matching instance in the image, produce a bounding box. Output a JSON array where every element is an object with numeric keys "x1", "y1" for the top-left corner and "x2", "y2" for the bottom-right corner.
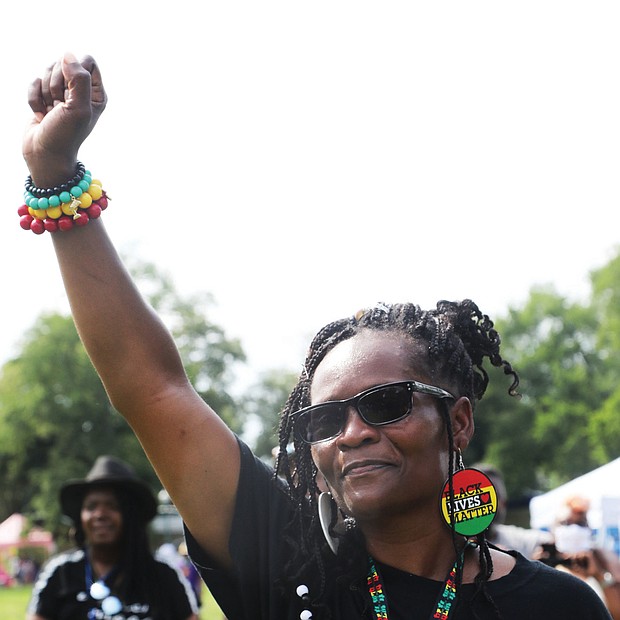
[
  {"x1": 0, "y1": 513, "x2": 25, "y2": 548},
  {"x1": 0, "y1": 513, "x2": 54, "y2": 552},
  {"x1": 529, "y1": 458, "x2": 620, "y2": 533}
]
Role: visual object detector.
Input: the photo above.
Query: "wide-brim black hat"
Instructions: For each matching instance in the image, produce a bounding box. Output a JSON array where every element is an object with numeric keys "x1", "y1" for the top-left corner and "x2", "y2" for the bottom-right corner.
[{"x1": 60, "y1": 455, "x2": 158, "y2": 524}]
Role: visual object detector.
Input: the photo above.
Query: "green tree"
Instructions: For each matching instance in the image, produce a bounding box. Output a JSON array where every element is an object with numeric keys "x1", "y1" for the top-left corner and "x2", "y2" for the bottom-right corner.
[
  {"x1": 0, "y1": 259, "x2": 246, "y2": 529},
  {"x1": 588, "y1": 246, "x2": 620, "y2": 461},
  {"x1": 473, "y1": 286, "x2": 605, "y2": 499},
  {"x1": 244, "y1": 369, "x2": 298, "y2": 460},
  {"x1": 127, "y1": 259, "x2": 246, "y2": 432},
  {"x1": 0, "y1": 313, "x2": 143, "y2": 529}
]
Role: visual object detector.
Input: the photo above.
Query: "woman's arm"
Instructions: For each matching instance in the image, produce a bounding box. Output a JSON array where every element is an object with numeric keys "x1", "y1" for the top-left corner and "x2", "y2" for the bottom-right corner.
[{"x1": 23, "y1": 53, "x2": 240, "y2": 568}]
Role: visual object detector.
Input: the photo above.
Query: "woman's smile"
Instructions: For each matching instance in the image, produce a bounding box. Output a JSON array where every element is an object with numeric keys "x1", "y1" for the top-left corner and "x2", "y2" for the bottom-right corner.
[{"x1": 341, "y1": 459, "x2": 394, "y2": 478}]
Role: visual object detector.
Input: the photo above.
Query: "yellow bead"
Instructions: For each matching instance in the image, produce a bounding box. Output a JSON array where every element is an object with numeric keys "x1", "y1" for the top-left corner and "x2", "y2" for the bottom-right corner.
[
  {"x1": 33, "y1": 209, "x2": 47, "y2": 220},
  {"x1": 62, "y1": 202, "x2": 77, "y2": 216},
  {"x1": 91, "y1": 179, "x2": 103, "y2": 188},
  {"x1": 46, "y1": 206, "x2": 62, "y2": 219},
  {"x1": 88, "y1": 183, "x2": 103, "y2": 200},
  {"x1": 28, "y1": 207, "x2": 36, "y2": 216},
  {"x1": 79, "y1": 192, "x2": 93, "y2": 208}
]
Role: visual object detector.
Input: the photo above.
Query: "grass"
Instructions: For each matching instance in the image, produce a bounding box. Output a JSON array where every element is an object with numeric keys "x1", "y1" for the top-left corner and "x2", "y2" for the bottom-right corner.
[
  {"x1": 0, "y1": 583, "x2": 225, "y2": 619},
  {"x1": 0, "y1": 585, "x2": 32, "y2": 619}
]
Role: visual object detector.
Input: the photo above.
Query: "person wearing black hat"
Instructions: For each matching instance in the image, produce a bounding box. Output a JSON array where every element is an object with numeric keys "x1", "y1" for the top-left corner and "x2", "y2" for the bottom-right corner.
[{"x1": 27, "y1": 456, "x2": 199, "y2": 620}]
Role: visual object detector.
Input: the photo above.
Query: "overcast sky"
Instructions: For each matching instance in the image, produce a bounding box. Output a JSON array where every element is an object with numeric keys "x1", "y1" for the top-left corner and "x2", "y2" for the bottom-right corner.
[{"x1": 1, "y1": 2, "x2": 619, "y2": 387}]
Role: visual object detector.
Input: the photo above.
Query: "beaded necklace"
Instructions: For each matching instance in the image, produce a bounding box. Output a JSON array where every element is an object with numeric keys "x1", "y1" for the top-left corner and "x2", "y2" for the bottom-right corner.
[
  {"x1": 84, "y1": 554, "x2": 123, "y2": 619},
  {"x1": 367, "y1": 546, "x2": 469, "y2": 620}
]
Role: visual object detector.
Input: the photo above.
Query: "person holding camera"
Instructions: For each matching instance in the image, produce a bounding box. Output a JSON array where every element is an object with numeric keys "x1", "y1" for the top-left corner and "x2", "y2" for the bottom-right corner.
[{"x1": 536, "y1": 496, "x2": 620, "y2": 620}]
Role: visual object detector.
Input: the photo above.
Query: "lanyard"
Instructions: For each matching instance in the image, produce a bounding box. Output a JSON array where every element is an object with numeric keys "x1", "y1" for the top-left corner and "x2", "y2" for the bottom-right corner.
[
  {"x1": 84, "y1": 555, "x2": 122, "y2": 619},
  {"x1": 367, "y1": 546, "x2": 468, "y2": 620}
]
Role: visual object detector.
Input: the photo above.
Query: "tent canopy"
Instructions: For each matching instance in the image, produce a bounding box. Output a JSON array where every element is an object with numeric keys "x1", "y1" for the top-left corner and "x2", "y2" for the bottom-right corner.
[
  {"x1": 0, "y1": 514, "x2": 25, "y2": 547},
  {"x1": 529, "y1": 458, "x2": 620, "y2": 531},
  {"x1": 0, "y1": 513, "x2": 54, "y2": 551}
]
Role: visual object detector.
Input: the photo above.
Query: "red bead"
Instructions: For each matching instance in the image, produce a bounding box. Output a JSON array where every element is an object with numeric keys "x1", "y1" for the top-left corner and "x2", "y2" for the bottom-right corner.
[
  {"x1": 17, "y1": 204, "x2": 30, "y2": 216},
  {"x1": 98, "y1": 195, "x2": 109, "y2": 210},
  {"x1": 30, "y1": 219, "x2": 45, "y2": 235},
  {"x1": 44, "y1": 218, "x2": 59, "y2": 233},
  {"x1": 74, "y1": 212, "x2": 89, "y2": 227},
  {"x1": 58, "y1": 216, "x2": 74, "y2": 232},
  {"x1": 87, "y1": 204, "x2": 102, "y2": 219},
  {"x1": 20, "y1": 214, "x2": 34, "y2": 230}
]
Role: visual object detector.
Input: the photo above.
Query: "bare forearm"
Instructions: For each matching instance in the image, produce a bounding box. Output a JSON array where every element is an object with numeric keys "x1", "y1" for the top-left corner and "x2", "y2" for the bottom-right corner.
[
  {"x1": 24, "y1": 51, "x2": 240, "y2": 570},
  {"x1": 51, "y1": 219, "x2": 187, "y2": 415}
]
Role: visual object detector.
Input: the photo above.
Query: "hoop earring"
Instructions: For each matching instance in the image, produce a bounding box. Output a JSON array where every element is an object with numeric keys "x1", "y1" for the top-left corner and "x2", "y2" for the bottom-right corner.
[
  {"x1": 456, "y1": 447, "x2": 465, "y2": 471},
  {"x1": 439, "y1": 449, "x2": 499, "y2": 537},
  {"x1": 318, "y1": 492, "x2": 340, "y2": 555}
]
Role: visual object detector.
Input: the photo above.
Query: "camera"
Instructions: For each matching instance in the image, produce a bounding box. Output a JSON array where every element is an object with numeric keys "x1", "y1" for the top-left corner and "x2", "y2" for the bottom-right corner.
[{"x1": 538, "y1": 543, "x2": 590, "y2": 569}]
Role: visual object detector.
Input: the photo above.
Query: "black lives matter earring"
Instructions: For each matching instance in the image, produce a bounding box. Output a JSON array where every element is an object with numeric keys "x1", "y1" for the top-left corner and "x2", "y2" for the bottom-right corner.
[{"x1": 440, "y1": 449, "x2": 498, "y2": 537}]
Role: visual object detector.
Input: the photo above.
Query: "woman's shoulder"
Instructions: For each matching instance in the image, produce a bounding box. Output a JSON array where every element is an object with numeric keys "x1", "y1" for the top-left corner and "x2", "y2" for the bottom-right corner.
[
  {"x1": 39, "y1": 548, "x2": 85, "y2": 574},
  {"x1": 461, "y1": 553, "x2": 612, "y2": 619},
  {"x1": 491, "y1": 552, "x2": 609, "y2": 603},
  {"x1": 30, "y1": 549, "x2": 85, "y2": 597}
]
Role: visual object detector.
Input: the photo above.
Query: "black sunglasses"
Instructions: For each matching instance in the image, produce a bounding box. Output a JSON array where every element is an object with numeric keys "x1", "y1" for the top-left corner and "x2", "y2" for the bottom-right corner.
[{"x1": 294, "y1": 380, "x2": 454, "y2": 444}]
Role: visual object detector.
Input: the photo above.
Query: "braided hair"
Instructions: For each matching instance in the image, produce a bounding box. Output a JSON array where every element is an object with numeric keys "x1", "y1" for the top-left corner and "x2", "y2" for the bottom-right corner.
[{"x1": 274, "y1": 299, "x2": 519, "y2": 615}]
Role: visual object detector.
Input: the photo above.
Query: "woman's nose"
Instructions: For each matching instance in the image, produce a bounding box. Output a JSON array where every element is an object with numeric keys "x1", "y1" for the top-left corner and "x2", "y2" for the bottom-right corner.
[
  {"x1": 91, "y1": 505, "x2": 109, "y2": 518},
  {"x1": 335, "y1": 406, "x2": 380, "y2": 448}
]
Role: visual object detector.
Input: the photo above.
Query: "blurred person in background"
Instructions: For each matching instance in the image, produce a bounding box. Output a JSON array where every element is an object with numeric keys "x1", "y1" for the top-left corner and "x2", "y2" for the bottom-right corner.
[
  {"x1": 536, "y1": 495, "x2": 620, "y2": 620},
  {"x1": 473, "y1": 463, "x2": 554, "y2": 559},
  {"x1": 27, "y1": 456, "x2": 198, "y2": 620},
  {"x1": 178, "y1": 542, "x2": 203, "y2": 610}
]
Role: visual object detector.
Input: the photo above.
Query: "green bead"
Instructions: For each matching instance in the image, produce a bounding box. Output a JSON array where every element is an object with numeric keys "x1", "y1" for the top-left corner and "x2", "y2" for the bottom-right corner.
[
  {"x1": 78, "y1": 179, "x2": 90, "y2": 192},
  {"x1": 28, "y1": 196, "x2": 39, "y2": 208},
  {"x1": 70, "y1": 186, "x2": 83, "y2": 198},
  {"x1": 48, "y1": 195, "x2": 61, "y2": 207},
  {"x1": 59, "y1": 191, "x2": 72, "y2": 203}
]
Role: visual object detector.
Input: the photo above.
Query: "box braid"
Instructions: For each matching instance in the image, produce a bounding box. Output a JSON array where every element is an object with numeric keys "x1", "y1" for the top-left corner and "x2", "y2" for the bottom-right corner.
[{"x1": 274, "y1": 299, "x2": 519, "y2": 615}]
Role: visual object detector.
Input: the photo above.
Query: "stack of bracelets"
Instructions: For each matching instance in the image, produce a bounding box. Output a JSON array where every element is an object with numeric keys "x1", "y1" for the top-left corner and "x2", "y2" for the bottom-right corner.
[{"x1": 18, "y1": 161, "x2": 109, "y2": 234}]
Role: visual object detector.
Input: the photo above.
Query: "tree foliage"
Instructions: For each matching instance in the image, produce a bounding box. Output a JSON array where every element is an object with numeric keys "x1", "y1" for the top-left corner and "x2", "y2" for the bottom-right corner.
[
  {"x1": 473, "y1": 246, "x2": 620, "y2": 502},
  {"x1": 0, "y1": 313, "x2": 142, "y2": 530},
  {"x1": 0, "y1": 259, "x2": 246, "y2": 530},
  {"x1": 127, "y1": 258, "x2": 246, "y2": 433},
  {"x1": 243, "y1": 369, "x2": 299, "y2": 460},
  {"x1": 588, "y1": 249, "x2": 620, "y2": 462}
]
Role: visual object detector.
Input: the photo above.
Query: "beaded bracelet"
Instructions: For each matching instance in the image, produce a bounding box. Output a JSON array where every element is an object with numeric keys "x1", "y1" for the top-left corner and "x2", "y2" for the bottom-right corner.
[
  {"x1": 24, "y1": 161, "x2": 86, "y2": 199},
  {"x1": 18, "y1": 166, "x2": 110, "y2": 235}
]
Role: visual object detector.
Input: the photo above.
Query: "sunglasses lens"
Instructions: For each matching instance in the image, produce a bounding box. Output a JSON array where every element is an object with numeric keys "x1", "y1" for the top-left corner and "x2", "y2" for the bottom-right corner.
[
  {"x1": 358, "y1": 384, "x2": 411, "y2": 424},
  {"x1": 298, "y1": 404, "x2": 345, "y2": 444},
  {"x1": 297, "y1": 384, "x2": 413, "y2": 443}
]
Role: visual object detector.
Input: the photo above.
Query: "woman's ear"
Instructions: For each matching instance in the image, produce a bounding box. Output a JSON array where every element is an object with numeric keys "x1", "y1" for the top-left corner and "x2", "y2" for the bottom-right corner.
[{"x1": 451, "y1": 396, "x2": 474, "y2": 450}]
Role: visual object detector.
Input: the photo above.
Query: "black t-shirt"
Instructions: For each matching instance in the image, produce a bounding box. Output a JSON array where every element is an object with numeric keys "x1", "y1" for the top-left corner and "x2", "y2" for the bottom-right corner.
[
  {"x1": 186, "y1": 439, "x2": 611, "y2": 620},
  {"x1": 28, "y1": 549, "x2": 198, "y2": 620}
]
